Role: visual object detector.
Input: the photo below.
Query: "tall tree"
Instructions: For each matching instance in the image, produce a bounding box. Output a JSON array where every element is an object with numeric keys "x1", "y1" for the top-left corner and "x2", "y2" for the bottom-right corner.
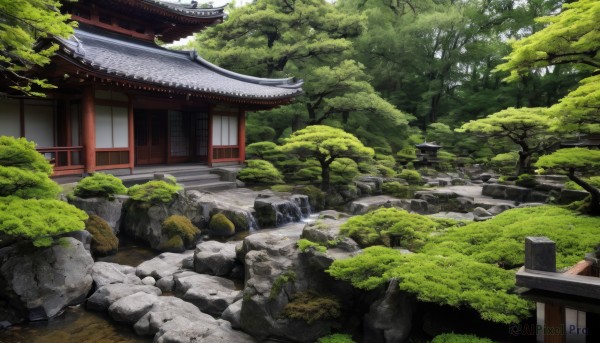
[
  {"x1": 0, "y1": 0, "x2": 75, "y2": 96},
  {"x1": 193, "y1": 0, "x2": 411, "y2": 142}
]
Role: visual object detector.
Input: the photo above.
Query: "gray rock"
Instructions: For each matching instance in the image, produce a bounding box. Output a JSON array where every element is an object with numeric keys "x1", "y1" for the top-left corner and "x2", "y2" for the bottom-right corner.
[
  {"x1": 348, "y1": 196, "x2": 410, "y2": 215},
  {"x1": 559, "y1": 189, "x2": 589, "y2": 204},
  {"x1": 182, "y1": 256, "x2": 194, "y2": 270},
  {"x1": 87, "y1": 283, "x2": 161, "y2": 311},
  {"x1": 414, "y1": 190, "x2": 475, "y2": 213},
  {"x1": 364, "y1": 279, "x2": 413, "y2": 343},
  {"x1": 194, "y1": 241, "x2": 238, "y2": 276},
  {"x1": 156, "y1": 276, "x2": 175, "y2": 293},
  {"x1": 136, "y1": 251, "x2": 194, "y2": 279},
  {"x1": 451, "y1": 178, "x2": 468, "y2": 186},
  {"x1": 473, "y1": 207, "x2": 493, "y2": 222},
  {"x1": 487, "y1": 204, "x2": 515, "y2": 216},
  {"x1": 69, "y1": 196, "x2": 126, "y2": 233},
  {"x1": 482, "y1": 184, "x2": 531, "y2": 202},
  {"x1": 173, "y1": 271, "x2": 241, "y2": 316},
  {"x1": 222, "y1": 299, "x2": 243, "y2": 329},
  {"x1": 91, "y1": 262, "x2": 141, "y2": 288},
  {"x1": 133, "y1": 296, "x2": 212, "y2": 336},
  {"x1": 0, "y1": 238, "x2": 93, "y2": 321},
  {"x1": 57, "y1": 230, "x2": 92, "y2": 253},
  {"x1": 254, "y1": 194, "x2": 308, "y2": 227},
  {"x1": 108, "y1": 291, "x2": 159, "y2": 324},
  {"x1": 154, "y1": 315, "x2": 256, "y2": 343},
  {"x1": 301, "y1": 218, "x2": 359, "y2": 254},
  {"x1": 410, "y1": 199, "x2": 429, "y2": 214}
]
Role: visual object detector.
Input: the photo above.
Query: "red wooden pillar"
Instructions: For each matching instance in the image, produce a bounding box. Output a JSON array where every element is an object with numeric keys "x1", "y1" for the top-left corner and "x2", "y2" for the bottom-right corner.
[
  {"x1": 544, "y1": 303, "x2": 565, "y2": 343},
  {"x1": 207, "y1": 108, "x2": 213, "y2": 167},
  {"x1": 238, "y1": 108, "x2": 246, "y2": 164},
  {"x1": 82, "y1": 86, "x2": 96, "y2": 173},
  {"x1": 128, "y1": 95, "x2": 135, "y2": 174}
]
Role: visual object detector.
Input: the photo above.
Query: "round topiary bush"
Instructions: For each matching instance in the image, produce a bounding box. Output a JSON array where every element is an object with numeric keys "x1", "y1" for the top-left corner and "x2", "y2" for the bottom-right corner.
[
  {"x1": 127, "y1": 180, "x2": 182, "y2": 203},
  {"x1": 161, "y1": 215, "x2": 201, "y2": 249},
  {"x1": 85, "y1": 214, "x2": 118, "y2": 256},
  {"x1": 237, "y1": 159, "x2": 284, "y2": 185},
  {"x1": 398, "y1": 169, "x2": 422, "y2": 185},
  {"x1": 381, "y1": 181, "x2": 411, "y2": 198},
  {"x1": 73, "y1": 173, "x2": 127, "y2": 198},
  {"x1": 208, "y1": 213, "x2": 235, "y2": 237}
]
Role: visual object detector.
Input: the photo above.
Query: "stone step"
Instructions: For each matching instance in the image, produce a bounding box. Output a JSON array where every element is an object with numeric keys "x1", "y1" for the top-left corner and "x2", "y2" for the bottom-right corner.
[
  {"x1": 174, "y1": 173, "x2": 221, "y2": 183},
  {"x1": 185, "y1": 181, "x2": 238, "y2": 192}
]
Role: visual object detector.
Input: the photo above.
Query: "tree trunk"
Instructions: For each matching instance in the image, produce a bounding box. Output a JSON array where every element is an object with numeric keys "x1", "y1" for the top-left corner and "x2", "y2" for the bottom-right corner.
[
  {"x1": 321, "y1": 163, "x2": 330, "y2": 192},
  {"x1": 516, "y1": 151, "x2": 531, "y2": 176},
  {"x1": 569, "y1": 168, "x2": 600, "y2": 216}
]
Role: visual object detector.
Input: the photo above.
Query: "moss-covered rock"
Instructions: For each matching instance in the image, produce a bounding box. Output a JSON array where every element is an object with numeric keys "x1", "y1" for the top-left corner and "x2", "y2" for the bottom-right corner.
[
  {"x1": 208, "y1": 213, "x2": 235, "y2": 237},
  {"x1": 156, "y1": 235, "x2": 185, "y2": 252},
  {"x1": 161, "y1": 215, "x2": 201, "y2": 251},
  {"x1": 282, "y1": 291, "x2": 341, "y2": 325},
  {"x1": 85, "y1": 215, "x2": 118, "y2": 256}
]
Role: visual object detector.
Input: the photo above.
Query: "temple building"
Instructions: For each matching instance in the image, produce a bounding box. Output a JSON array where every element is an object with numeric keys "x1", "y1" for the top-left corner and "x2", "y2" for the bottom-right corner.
[{"x1": 0, "y1": 0, "x2": 302, "y2": 176}]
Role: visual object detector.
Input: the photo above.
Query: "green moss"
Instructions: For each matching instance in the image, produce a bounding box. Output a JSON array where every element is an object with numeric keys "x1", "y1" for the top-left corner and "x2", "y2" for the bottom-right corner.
[
  {"x1": 564, "y1": 176, "x2": 600, "y2": 190},
  {"x1": 238, "y1": 159, "x2": 284, "y2": 184},
  {"x1": 317, "y1": 334, "x2": 355, "y2": 343},
  {"x1": 0, "y1": 196, "x2": 88, "y2": 247},
  {"x1": 73, "y1": 173, "x2": 127, "y2": 198},
  {"x1": 515, "y1": 174, "x2": 537, "y2": 188},
  {"x1": 282, "y1": 291, "x2": 341, "y2": 324},
  {"x1": 85, "y1": 214, "x2": 118, "y2": 256},
  {"x1": 208, "y1": 213, "x2": 235, "y2": 237},
  {"x1": 162, "y1": 215, "x2": 200, "y2": 247},
  {"x1": 156, "y1": 235, "x2": 184, "y2": 252},
  {"x1": 127, "y1": 180, "x2": 182, "y2": 203},
  {"x1": 271, "y1": 185, "x2": 295, "y2": 193},
  {"x1": 297, "y1": 238, "x2": 327, "y2": 253},
  {"x1": 270, "y1": 270, "x2": 296, "y2": 299},
  {"x1": 296, "y1": 185, "x2": 325, "y2": 211},
  {"x1": 431, "y1": 333, "x2": 495, "y2": 343}
]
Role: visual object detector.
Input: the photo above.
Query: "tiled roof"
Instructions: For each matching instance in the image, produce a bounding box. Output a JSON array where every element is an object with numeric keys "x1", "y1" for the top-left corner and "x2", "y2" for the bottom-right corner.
[
  {"x1": 142, "y1": 0, "x2": 226, "y2": 19},
  {"x1": 58, "y1": 29, "x2": 303, "y2": 100},
  {"x1": 415, "y1": 142, "x2": 442, "y2": 149}
]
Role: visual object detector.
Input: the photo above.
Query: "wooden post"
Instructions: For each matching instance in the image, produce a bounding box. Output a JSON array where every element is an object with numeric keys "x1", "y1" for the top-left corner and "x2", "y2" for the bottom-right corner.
[
  {"x1": 238, "y1": 108, "x2": 246, "y2": 164},
  {"x1": 207, "y1": 107, "x2": 213, "y2": 167},
  {"x1": 82, "y1": 86, "x2": 96, "y2": 173},
  {"x1": 544, "y1": 302, "x2": 565, "y2": 343},
  {"x1": 525, "y1": 237, "x2": 556, "y2": 272},
  {"x1": 128, "y1": 95, "x2": 135, "y2": 174}
]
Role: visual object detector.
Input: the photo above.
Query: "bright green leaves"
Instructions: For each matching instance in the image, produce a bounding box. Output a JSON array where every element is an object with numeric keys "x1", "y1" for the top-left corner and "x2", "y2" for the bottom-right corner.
[
  {"x1": 536, "y1": 148, "x2": 600, "y2": 172},
  {"x1": 0, "y1": 0, "x2": 76, "y2": 96},
  {"x1": 238, "y1": 159, "x2": 285, "y2": 184}
]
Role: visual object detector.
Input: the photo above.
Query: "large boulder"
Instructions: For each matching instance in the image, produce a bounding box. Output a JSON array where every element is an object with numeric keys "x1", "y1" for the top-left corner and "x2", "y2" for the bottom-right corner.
[
  {"x1": 253, "y1": 194, "x2": 309, "y2": 228},
  {"x1": 108, "y1": 291, "x2": 159, "y2": 324},
  {"x1": 154, "y1": 315, "x2": 256, "y2": 343},
  {"x1": 222, "y1": 299, "x2": 243, "y2": 329},
  {"x1": 413, "y1": 191, "x2": 474, "y2": 213},
  {"x1": 482, "y1": 184, "x2": 531, "y2": 202},
  {"x1": 173, "y1": 271, "x2": 241, "y2": 316},
  {"x1": 133, "y1": 296, "x2": 212, "y2": 336},
  {"x1": 91, "y1": 262, "x2": 142, "y2": 288},
  {"x1": 0, "y1": 238, "x2": 94, "y2": 321},
  {"x1": 87, "y1": 283, "x2": 161, "y2": 311},
  {"x1": 136, "y1": 251, "x2": 193, "y2": 280},
  {"x1": 69, "y1": 196, "x2": 126, "y2": 233},
  {"x1": 559, "y1": 189, "x2": 589, "y2": 204},
  {"x1": 194, "y1": 241, "x2": 239, "y2": 276},
  {"x1": 364, "y1": 279, "x2": 413, "y2": 343},
  {"x1": 347, "y1": 196, "x2": 410, "y2": 215}
]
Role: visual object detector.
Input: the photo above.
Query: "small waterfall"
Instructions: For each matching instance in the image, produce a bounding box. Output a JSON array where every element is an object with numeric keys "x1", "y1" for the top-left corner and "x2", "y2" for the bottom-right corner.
[{"x1": 254, "y1": 194, "x2": 311, "y2": 228}]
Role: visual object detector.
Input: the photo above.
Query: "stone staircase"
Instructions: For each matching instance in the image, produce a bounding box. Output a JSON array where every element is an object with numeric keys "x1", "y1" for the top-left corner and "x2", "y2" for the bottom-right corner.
[{"x1": 119, "y1": 164, "x2": 238, "y2": 192}]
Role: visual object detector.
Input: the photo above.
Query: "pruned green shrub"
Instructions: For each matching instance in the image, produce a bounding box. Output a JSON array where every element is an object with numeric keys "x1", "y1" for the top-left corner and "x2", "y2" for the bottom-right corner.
[
  {"x1": 0, "y1": 166, "x2": 61, "y2": 199},
  {"x1": 396, "y1": 147, "x2": 417, "y2": 165},
  {"x1": 327, "y1": 246, "x2": 532, "y2": 324},
  {"x1": 381, "y1": 181, "x2": 411, "y2": 198},
  {"x1": 330, "y1": 158, "x2": 360, "y2": 185},
  {"x1": 340, "y1": 208, "x2": 444, "y2": 250},
  {"x1": 73, "y1": 173, "x2": 127, "y2": 198},
  {"x1": 246, "y1": 141, "x2": 278, "y2": 160},
  {"x1": 375, "y1": 164, "x2": 397, "y2": 177},
  {"x1": 208, "y1": 213, "x2": 235, "y2": 237},
  {"x1": 431, "y1": 333, "x2": 495, "y2": 343},
  {"x1": 162, "y1": 215, "x2": 200, "y2": 247},
  {"x1": 489, "y1": 151, "x2": 518, "y2": 174},
  {"x1": 282, "y1": 291, "x2": 341, "y2": 324},
  {"x1": 85, "y1": 214, "x2": 118, "y2": 256},
  {"x1": 128, "y1": 180, "x2": 182, "y2": 203},
  {"x1": 247, "y1": 124, "x2": 276, "y2": 143},
  {"x1": 238, "y1": 159, "x2": 284, "y2": 184},
  {"x1": 0, "y1": 196, "x2": 88, "y2": 247},
  {"x1": 515, "y1": 173, "x2": 537, "y2": 188},
  {"x1": 0, "y1": 136, "x2": 53, "y2": 175},
  {"x1": 564, "y1": 176, "x2": 600, "y2": 191},
  {"x1": 317, "y1": 334, "x2": 355, "y2": 343},
  {"x1": 398, "y1": 169, "x2": 422, "y2": 185}
]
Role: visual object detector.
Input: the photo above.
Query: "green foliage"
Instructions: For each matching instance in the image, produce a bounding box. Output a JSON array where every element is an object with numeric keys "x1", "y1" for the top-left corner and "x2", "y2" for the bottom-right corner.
[
  {"x1": 282, "y1": 291, "x2": 341, "y2": 324},
  {"x1": 0, "y1": 136, "x2": 60, "y2": 199},
  {"x1": 327, "y1": 246, "x2": 532, "y2": 324},
  {"x1": 536, "y1": 148, "x2": 600, "y2": 173},
  {"x1": 279, "y1": 126, "x2": 375, "y2": 191},
  {"x1": 85, "y1": 215, "x2": 118, "y2": 256},
  {"x1": 515, "y1": 174, "x2": 537, "y2": 188},
  {"x1": 246, "y1": 124, "x2": 276, "y2": 144},
  {"x1": 246, "y1": 141, "x2": 279, "y2": 160},
  {"x1": 381, "y1": 181, "x2": 411, "y2": 198},
  {"x1": 73, "y1": 173, "x2": 127, "y2": 198},
  {"x1": 396, "y1": 148, "x2": 417, "y2": 165},
  {"x1": 127, "y1": 180, "x2": 182, "y2": 203},
  {"x1": 423, "y1": 206, "x2": 600, "y2": 269},
  {"x1": 489, "y1": 151, "x2": 518, "y2": 174},
  {"x1": 564, "y1": 177, "x2": 600, "y2": 191},
  {"x1": 0, "y1": 0, "x2": 76, "y2": 96},
  {"x1": 208, "y1": 213, "x2": 235, "y2": 237},
  {"x1": 270, "y1": 270, "x2": 296, "y2": 299},
  {"x1": 238, "y1": 159, "x2": 284, "y2": 185},
  {"x1": 431, "y1": 333, "x2": 495, "y2": 343},
  {"x1": 340, "y1": 208, "x2": 443, "y2": 250},
  {"x1": 398, "y1": 169, "x2": 422, "y2": 185},
  {"x1": 297, "y1": 239, "x2": 327, "y2": 253},
  {"x1": 0, "y1": 196, "x2": 88, "y2": 247},
  {"x1": 162, "y1": 215, "x2": 200, "y2": 246},
  {"x1": 317, "y1": 334, "x2": 355, "y2": 343},
  {"x1": 330, "y1": 158, "x2": 360, "y2": 185}
]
